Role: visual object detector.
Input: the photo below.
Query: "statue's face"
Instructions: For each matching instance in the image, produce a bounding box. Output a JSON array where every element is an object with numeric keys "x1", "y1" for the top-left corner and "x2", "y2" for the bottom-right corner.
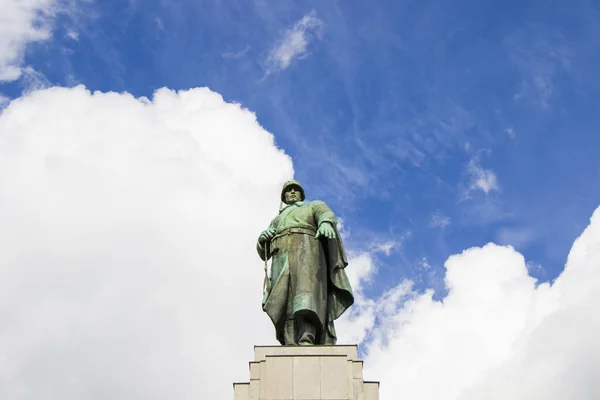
[{"x1": 283, "y1": 185, "x2": 302, "y2": 204}]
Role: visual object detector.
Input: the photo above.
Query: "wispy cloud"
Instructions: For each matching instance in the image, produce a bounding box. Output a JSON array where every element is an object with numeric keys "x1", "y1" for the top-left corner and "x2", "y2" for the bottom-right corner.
[
  {"x1": 496, "y1": 227, "x2": 536, "y2": 249},
  {"x1": 368, "y1": 230, "x2": 412, "y2": 256},
  {"x1": 0, "y1": 0, "x2": 84, "y2": 82},
  {"x1": 526, "y1": 260, "x2": 544, "y2": 275},
  {"x1": 466, "y1": 157, "x2": 500, "y2": 196},
  {"x1": 505, "y1": 25, "x2": 573, "y2": 108},
  {"x1": 19, "y1": 66, "x2": 51, "y2": 92},
  {"x1": 371, "y1": 241, "x2": 398, "y2": 256},
  {"x1": 0, "y1": 0, "x2": 57, "y2": 81},
  {"x1": 430, "y1": 210, "x2": 451, "y2": 228},
  {"x1": 222, "y1": 45, "x2": 251, "y2": 60},
  {"x1": 65, "y1": 29, "x2": 79, "y2": 40},
  {"x1": 264, "y1": 10, "x2": 324, "y2": 75},
  {"x1": 505, "y1": 127, "x2": 516, "y2": 139}
]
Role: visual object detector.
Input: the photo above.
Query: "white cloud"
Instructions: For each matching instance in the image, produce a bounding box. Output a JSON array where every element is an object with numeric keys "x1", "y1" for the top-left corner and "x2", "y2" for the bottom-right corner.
[
  {"x1": 368, "y1": 230, "x2": 411, "y2": 256},
  {"x1": 265, "y1": 10, "x2": 324, "y2": 75},
  {"x1": 370, "y1": 241, "x2": 397, "y2": 256},
  {"x1": 336, "y1": 216, "x2": 350, "y2": 240},
  {"x1": 19, "y1": 66, "x2": 51, "y2": 91},
  {"x1": 0, "y1": 0, "x2": 61, "y2": 81},
  {"x1": 2, "y1": 85, "x2": 599, "y2": 400},
  {"x1": 418, "y1": 257, "x2": 431, "y2": 271},
  {"x1": 344, "y1": 206, "x2": 600, "y2": 400},
  {"x1": 336, "y1": 253, "x2": 378, "y2": 345},
  {"x1": 526, "y1": 260, "x2": 543, "y2": 274},
  {"x1": 0, "y1": 85, "x2": 293, "y2": 399},
  {"x1": 65, "y1": 28, "x2": 79, "y2": 40},
  {"x1": 222, "y1": 44, "x2": 250, "y2": 60},
  {"x1": 430, "y1": 210, "x2": 450, "y2": 228},
  {"x1": 467, "y1": 157, "x2": 499, "y2": 195},
  {"x1": 0, "y1": 92, "x2": 9, "y2": 107},
  {"x1": 505, "y1": 126, "x2": 516, "y2": 139}
]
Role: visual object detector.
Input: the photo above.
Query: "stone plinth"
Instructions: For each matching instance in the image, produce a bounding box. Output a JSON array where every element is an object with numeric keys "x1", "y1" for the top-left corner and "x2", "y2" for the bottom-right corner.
[{"x1": 233, "y1": 345, "x2": 379, "y2": 400}]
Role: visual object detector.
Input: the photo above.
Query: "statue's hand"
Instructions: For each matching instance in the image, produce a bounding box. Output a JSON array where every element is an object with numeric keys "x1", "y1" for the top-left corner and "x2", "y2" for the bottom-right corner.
[
  {"x1": 315, "y1": 222, "x2": 336, "y2": 240},
  {"x1": 259, "y1": 227, "x2": 276, "y2": 245}
]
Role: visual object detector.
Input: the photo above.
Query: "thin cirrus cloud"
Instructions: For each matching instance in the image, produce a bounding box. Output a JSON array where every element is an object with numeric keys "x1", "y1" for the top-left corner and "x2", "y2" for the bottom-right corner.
[{"x1": 264, "y1": 10, "x2": 324, "y2": 76}]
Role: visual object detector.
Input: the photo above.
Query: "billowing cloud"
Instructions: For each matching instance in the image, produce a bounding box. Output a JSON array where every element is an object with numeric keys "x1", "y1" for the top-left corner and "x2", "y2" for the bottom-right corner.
[
  {"x1": 336, "y1": 253, "x2": 378, "y2": 345},
  {"x1": 0, "y1": 85, "x2": 293, "y2": 398},
  {"x1": 347, "y1": 206, "x2": 600, "y2": 400},
  {"x1": 265, "y1": 10, "x2": 324, "y2": 75},
  {"x1": 1, "y1": 85, "x2": 598, "y2": 400},
  {"x1": 0, "y1": 0, "x2": 62, "y2": 81}
]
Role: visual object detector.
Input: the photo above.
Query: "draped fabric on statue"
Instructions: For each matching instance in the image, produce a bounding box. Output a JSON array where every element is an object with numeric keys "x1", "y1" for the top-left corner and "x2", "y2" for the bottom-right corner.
[{"x1": 257, "y1": 201, "x2": 354, "y2": 345}]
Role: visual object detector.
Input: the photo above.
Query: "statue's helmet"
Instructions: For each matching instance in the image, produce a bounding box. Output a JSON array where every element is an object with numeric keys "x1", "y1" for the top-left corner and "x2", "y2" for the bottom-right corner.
[{"x1": 280, "y1": 180, "x2": 305, "y2": 202}]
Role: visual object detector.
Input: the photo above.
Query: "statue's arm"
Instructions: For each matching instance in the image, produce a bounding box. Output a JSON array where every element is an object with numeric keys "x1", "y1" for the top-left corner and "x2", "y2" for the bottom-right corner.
[
  {"x1": 256, "y1": 240, "x2": 269, "y2": 261},
  {"x1": 311, "y1": 200, "x2": 337, "y2": 228},
  {"x1": 256, "y1": 220, "x2": 276, "y2": 261}
]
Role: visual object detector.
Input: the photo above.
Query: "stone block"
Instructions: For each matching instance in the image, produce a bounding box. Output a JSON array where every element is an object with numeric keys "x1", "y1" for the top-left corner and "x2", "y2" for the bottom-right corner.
[
  {"x1": 292, "y1": 356, "x2": 321, "y2": 399},
  {"x1": 263, "y1": 356, "x2": 293, "y2": 400},
  {"x1": 249, "y1": 379, "x2": 260, "y2": 400},
  {"x1": 238, "y1": 345, "x2": 378, "y2": 400},
  {"x1": 320, "y1": 355, "x2": 349, "y2": 399},
  {"x1": 352, "y1": 361, "x2": 363, "y2": 379},
  {"x1": 353, "y1": 378, "x2": 364, "y2": 400},
  {"x1": 364, "y1": 382, "x2": 379, "y2": 400},
  {"x1": 255, "y1": 346, "x2": 283, "y2": 361},
  {"x1": 254, "y1": 345, "x2": 359, "y2": 361},
  {"x1": 346, "y1": 360, "x2": 355, "y2": 399},
  {"x1": 250, "y1": 362, "x2": 260, "y2": 380},
  {"x1": 233, "y1": 383, "x2": 249, "y2": 400},
  {"x1": 336, "y1": 345, "x2": 358, "y2": 361}
]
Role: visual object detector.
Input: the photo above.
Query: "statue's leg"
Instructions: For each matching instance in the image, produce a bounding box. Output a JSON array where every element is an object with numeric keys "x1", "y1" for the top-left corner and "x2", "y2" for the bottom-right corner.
[
  {"x1": 297, "y1": 315, "x2": 317, "y2": 346},
  {"x1": 283, "y1": 283, "x2": 296, "y2": 345},
  {"x1": 283, "y1": 319, "x2": 296, "y2": 345},
  {"x1": 288, "y1": 234, "x2": 327, "y2": 345}
]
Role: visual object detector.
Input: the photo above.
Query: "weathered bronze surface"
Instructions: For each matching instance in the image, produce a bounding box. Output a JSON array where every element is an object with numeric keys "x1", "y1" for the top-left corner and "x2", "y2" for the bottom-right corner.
[{"x1": 257, "y1": 180, "x2": 354, "y2": 346}]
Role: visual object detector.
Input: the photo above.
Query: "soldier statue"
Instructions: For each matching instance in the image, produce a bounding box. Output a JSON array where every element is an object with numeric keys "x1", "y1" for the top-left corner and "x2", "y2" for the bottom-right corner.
[{"x1": 257, "y1": 180, "x2": 354, "y2": 346}]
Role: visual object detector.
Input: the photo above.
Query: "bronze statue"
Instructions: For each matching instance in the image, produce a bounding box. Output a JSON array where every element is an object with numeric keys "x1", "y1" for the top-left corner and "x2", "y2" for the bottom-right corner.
[{"x1": 257, "y1": 180, "x2": 354, "y2": 345}]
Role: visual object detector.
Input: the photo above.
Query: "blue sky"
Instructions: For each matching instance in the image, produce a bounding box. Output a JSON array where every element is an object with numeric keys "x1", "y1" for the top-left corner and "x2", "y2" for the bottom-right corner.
[
  {"x1": 2, "y1": 1, "x2": 600, "y2": 398},
  {"x1": 3, "y1": 0, "x2": 600, "y2": 299}
]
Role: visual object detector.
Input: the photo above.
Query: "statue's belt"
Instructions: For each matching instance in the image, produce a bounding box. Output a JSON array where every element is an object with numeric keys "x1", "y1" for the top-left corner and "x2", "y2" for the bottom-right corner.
[{"x1": 271, "y1": 226, "x2": 316, "y2": 243}]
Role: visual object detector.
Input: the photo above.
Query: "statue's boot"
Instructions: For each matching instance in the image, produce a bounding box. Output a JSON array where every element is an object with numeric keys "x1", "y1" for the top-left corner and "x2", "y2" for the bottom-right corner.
[
  {"x1": 298, "y1": 332, "x2": 315, "y2": 346},
  {"x1": 297, "y1": 316, "x2": 316, "y2": 346}
]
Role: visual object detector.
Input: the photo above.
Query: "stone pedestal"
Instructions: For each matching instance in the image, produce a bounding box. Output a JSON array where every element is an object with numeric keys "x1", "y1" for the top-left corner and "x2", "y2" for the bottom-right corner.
[{"x1": 233, "y1": 345, "x2": 379, "y2": 400}]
